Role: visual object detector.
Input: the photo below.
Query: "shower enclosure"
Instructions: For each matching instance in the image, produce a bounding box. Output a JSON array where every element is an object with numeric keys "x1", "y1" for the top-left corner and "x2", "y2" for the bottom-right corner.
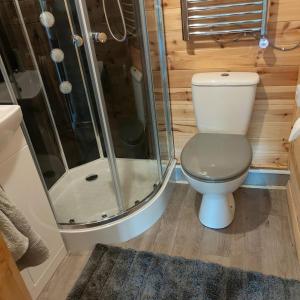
[{"x1": 0, "y1": 0, "x2": 174, "y2": 248}]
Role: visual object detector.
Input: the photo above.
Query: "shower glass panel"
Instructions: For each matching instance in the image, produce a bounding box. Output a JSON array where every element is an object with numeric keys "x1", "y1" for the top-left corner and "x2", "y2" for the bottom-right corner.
[
  {"x1": 6, "y1": 0, "x2": 120, "y2": 224},
  {"x1": 0, "y1": 4, "x2": 65, "y2": 188},
  {"x1": 17, "y1": 0, "x2": 102, "y2": 171},
  {"x1": 145, "y1": 0, "x2": 174, "y2": 173},
  {"x1": 72, "y1": 0, "x2": 163, "y2": 209},
  {"x1": 1, "y1": 0, "x2": 173, "y2": 226}
]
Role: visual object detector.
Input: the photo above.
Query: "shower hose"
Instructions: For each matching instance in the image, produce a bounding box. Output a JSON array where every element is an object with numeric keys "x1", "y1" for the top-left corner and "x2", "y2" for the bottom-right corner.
[{"x1": 102, "y1": 0, "x2": 127, "y2": 42}]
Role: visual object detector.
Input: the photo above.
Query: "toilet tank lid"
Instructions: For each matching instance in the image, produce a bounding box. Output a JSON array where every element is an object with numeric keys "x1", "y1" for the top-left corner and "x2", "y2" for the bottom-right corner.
[{"x1": 192, "y1": 72, "x2": 260, "y2": 86}]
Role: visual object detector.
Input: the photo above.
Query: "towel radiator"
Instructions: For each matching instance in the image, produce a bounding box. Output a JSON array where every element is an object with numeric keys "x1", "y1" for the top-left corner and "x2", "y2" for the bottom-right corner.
[{"x1": 181, "y1": 0, "x2": 269, "y2": 46}]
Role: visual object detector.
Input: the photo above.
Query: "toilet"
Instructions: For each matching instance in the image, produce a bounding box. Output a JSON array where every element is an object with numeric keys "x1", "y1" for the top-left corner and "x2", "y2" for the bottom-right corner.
[{"x1": 181, "y1": 72, "x2": 260, "y2": 229}]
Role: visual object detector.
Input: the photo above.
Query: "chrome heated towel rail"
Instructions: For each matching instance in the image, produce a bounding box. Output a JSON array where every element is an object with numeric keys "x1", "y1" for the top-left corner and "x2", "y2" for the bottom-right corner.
[{"x1": 181, "y1": 0, "x2": 269, "y2": 41}]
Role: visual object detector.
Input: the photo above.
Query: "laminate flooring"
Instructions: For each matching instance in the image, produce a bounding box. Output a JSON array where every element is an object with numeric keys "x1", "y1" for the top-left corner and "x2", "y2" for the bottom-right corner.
[{"x1": 38, "y1": 185, "x2": 300, "y2": 300}]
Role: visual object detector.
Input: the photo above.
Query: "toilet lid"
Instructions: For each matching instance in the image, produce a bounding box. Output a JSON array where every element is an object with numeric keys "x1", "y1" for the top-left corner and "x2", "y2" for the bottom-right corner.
[{"x1": 181, "y1": 133, "x2": 252, "y2": 182}]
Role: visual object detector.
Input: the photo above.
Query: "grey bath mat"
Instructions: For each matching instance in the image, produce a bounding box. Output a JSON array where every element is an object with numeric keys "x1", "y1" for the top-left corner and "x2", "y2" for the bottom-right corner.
[{"x1": 67, "y1": 244, "x2": 300, "y2": 300}]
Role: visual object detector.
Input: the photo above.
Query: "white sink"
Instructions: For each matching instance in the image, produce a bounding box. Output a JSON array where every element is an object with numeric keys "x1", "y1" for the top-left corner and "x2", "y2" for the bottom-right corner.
[{"x1": 0, "y1": 105, "x2": 23, "y2": 147}]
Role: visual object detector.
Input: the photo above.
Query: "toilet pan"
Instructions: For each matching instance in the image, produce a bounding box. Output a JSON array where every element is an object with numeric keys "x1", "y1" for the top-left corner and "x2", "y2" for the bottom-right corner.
[
  {"x1": 181, "y1": 133, "x2": 252, "y2": 229},
  {"x1": 181, "y1": 167, "x2": 248, "y2": 229},
  {"x1": 184, "y1": 72, "x2": 259, "y2": 229}
]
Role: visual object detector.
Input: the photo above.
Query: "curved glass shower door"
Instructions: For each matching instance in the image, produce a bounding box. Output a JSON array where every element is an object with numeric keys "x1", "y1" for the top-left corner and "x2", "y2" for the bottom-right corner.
[
  {"x1": 5, "y1": 0, "x2": 173, "y2": 227},
  {"x1": 72, "y1": 0, "x2": 164, "y2": 211}
]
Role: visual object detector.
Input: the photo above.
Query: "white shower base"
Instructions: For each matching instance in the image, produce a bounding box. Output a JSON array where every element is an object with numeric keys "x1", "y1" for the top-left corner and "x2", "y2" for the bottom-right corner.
[
  {"x1": 50, "y1": 158, "x2": 160, "y2": 224},
  {"x1": 60, "y1": 159, "x2": 176, "y2": 251}
]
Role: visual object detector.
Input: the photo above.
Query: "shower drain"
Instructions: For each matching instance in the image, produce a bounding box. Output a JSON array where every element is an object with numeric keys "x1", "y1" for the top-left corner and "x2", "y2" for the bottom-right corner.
[{"x1": 86, "y1": 174, "x2": 98, "y2": 182}]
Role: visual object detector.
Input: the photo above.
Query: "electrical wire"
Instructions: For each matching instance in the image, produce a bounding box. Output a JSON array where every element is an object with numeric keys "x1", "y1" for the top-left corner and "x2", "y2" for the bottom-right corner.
[
  {"x1": 102, "y1": 0, "x2": 127, "y2": 42},
  {"x1": 252, "y1": 33, "x2": 300, "y2": 51},
  {"x1": 269, "y1": 41, "x2": 300, "y2": 51}
]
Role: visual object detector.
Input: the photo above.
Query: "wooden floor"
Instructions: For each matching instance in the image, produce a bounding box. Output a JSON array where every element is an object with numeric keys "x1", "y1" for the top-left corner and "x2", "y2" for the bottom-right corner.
[{"x1": 38, "y1": 184, "x2": 300, "y2": 300}]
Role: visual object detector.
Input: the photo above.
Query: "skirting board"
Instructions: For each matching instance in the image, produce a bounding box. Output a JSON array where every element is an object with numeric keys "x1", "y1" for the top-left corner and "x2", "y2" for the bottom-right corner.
[{"x1": 173, "y1": 165, "x2": 290, "y2": 188}]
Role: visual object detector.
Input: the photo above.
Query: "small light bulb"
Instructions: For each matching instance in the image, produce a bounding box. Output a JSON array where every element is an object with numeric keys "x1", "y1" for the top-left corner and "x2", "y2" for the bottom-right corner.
[
  {"x1": 50, "y1": 48, "x2": 64, "y2": 63},
  {"x1": 59, "y1": 81, "x2": 72, "y2": 94},
  {"x1": 39, "y1": 11, "x2": 55, "y2": 28}
]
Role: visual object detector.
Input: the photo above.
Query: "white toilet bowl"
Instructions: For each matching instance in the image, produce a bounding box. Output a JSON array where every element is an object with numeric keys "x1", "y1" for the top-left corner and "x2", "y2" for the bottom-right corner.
[
  {"x1": 181, "y1": 133, "x2": 252, "y2": 229},
  {"x1": 182, "y1": 72, "x2": 259, "y2": 229},
  {"x1": 182, "y1": 167, "x2": 248, "y2": 229}
]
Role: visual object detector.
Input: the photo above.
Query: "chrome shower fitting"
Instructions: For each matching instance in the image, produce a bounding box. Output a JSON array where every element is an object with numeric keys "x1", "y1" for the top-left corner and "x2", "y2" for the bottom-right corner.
[
  {"x1": 72, "y1": 34, "x2": 84, "y2": 47},
  {"x1": 91, "y1": 32, "x2": 108, "y2": 44}
]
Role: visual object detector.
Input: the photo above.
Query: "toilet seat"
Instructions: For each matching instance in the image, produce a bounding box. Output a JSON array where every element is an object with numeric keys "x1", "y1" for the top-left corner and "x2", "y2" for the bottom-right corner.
[{"x1": 181, "y1": 133, "x2": 252, "y2": 183}]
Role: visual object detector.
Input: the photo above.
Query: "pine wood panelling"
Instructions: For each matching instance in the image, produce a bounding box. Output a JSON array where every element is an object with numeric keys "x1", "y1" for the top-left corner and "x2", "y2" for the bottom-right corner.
[
  {"x1": 288, "y1": 132, "x2": 300, "y2": 261},
  {"x1": 146, "y1": 0, "x2": 300, "y2": 169},
  {"x1": 287, "y1": 160, "x2": 300, "y2": 263},
  {"x1": 287, "y1": 69, "x2": 300, "y2": 261}
]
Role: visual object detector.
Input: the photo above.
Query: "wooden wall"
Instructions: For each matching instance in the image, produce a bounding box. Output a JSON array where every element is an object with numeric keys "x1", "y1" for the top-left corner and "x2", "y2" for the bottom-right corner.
[
  {"x1": 147, "y1": 0, "x2": 300, "y2": 169},
  {"x1": 287, "y1": 68, "x2": 300, "y2": 262}
]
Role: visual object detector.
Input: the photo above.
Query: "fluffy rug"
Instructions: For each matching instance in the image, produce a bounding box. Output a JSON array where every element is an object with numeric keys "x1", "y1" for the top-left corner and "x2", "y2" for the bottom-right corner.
[{"x1": 67, "y1": 244, "x2": 300, "y2": 299}]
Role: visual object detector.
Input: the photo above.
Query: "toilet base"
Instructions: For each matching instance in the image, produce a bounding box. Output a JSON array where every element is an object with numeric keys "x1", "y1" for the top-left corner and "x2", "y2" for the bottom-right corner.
[{"x1": 199, "y1": 193, "x2": 235, "y2": 229}]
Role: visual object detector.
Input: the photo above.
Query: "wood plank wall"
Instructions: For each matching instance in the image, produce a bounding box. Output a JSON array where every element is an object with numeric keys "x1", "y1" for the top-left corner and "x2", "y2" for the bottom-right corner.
[
  {"x1": 146, "y1": 0, "x2": 300, "y2": 169},
  {"x1": 287, "y1": 68, "x2": 300, "y2": 262}
]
